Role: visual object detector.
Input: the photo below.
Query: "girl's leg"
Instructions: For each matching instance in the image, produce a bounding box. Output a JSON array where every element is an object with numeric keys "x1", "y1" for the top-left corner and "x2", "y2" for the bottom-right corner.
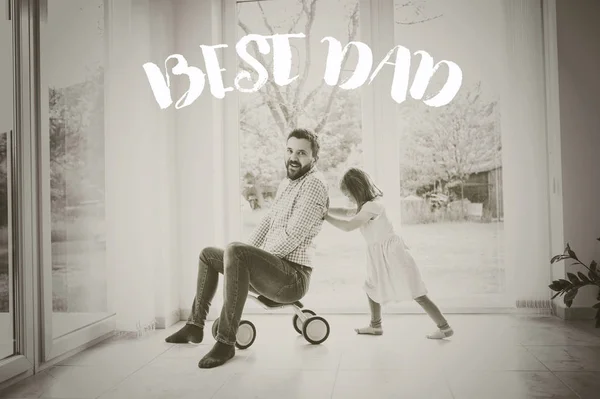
[
  {"x1": 414, "y1": 295, "x2": 454, "y2": 339},
  {"x1": 355, "y1": 294, "x2": 383, "y2": 335}
]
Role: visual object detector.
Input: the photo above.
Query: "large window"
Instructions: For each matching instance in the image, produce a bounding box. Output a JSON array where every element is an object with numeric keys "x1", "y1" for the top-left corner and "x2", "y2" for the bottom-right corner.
[
  {"x1": 0, "y1": 6, "x2": 15, "y2": 360},
  {"x1": 233, "y1": 0, "x2": 523, "y2": 312},
  {"x1": 236, "y1": 0, "x2": 365, "y2": 310},
  {"x1": 389, "y1": 0, "x2": 506, "y2": 309},
  {"x1": 40, "y1": 0, "x2": 110, "y2": 340}
]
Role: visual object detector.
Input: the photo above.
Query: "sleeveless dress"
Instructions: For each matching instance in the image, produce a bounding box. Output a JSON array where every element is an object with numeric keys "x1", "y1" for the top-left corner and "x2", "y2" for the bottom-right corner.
[{"x1": 359, "y1": 198, "x2": 428, "y2": 304}]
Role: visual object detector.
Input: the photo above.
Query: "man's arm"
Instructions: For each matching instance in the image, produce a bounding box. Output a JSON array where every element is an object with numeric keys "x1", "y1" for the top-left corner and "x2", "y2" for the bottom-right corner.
[
  {"x1": 262, "y1": 179, "x2": 328, "y2": 258},
  {"x1": 247, "y1": 180, "x2": 287, "y2": 247},
  {"x1": 247, "y1": 212, "x2": 271, "y2": 248}
]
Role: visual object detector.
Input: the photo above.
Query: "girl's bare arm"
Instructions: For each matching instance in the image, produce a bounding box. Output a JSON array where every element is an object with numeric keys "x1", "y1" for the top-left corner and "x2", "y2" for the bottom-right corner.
[{"x1": 327, "y1": 206, "x2": 357, "y2": 218}]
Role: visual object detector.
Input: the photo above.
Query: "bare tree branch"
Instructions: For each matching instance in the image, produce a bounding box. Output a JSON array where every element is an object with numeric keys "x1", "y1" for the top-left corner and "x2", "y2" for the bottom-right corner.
[
  {"x1": 263, "y1": 83, "x2": 288, "y2": 133},
  {"x1": 239, "y1": 98, "x2": 265, "y2": 125},
  {"x1": 257, "y1": 2, "x2": 276, "y2": 35},
  {"x1": 291, "y1": 0, "x2": 318, "y2": 125},
  {"x1": 238, "y1": 18, "x2": 291, "y2": 130},
  {"x1": 395, "y1": 0, "x2": 442, "y2": 25},
  {"x1": 313, "y1": 1, "x2": 359, "y2": 134},
  {"x1": 396, "y1": 14, "x2": 442, "y2": 25},
  {"x1": 287, "y1": 3, "x2": 304, "y2": 34},
  {"x1": 240, "y1": 0, "x2": 440, "y2": 139}
]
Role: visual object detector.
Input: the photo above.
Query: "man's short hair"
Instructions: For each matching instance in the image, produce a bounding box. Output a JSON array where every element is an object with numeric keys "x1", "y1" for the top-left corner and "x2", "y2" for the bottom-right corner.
[{"x1": 287, "y1": 128, "x2": 320, "y2": 159}]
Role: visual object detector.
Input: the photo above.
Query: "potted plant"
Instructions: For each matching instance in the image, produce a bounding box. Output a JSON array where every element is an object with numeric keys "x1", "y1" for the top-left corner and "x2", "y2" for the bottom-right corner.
[{"x1": 549, "y1": 238, "x2": 600, "y2": 328}]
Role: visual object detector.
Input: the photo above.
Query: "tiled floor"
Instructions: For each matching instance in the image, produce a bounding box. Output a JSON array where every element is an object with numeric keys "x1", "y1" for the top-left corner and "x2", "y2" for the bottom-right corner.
[{"x1": 1, "y1": 314, "x2": 600, "y2": 398}]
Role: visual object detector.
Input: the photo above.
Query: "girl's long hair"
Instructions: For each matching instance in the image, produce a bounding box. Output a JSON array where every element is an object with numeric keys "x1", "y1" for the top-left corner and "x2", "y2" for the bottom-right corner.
[{"x1": 340, "y1": 167, "x2": 383, "y2": 211}]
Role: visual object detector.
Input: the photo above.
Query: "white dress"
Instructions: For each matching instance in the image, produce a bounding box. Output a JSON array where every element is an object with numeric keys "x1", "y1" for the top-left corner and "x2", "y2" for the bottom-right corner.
[{"x1": 359, "y1": 198, "x2": 428, "y2": 304}]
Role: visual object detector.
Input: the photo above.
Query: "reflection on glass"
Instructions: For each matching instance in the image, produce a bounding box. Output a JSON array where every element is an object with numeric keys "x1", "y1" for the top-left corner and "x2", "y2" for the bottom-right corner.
[
  {"x1": 393, "y1": 0, "x2": 505, "y2": 307},
  {"x1": 237, "y1": 0, "x2": 364, "y2": 308},
  {"x1": 45, "y1": 1, "x2": 109, "y2": 338},
  {"x1": 0, "y1": 7, "x2": 15, "y2": 360},
  {"x1": 0, "y1": 132, "x2": 13, "y2": 360}
]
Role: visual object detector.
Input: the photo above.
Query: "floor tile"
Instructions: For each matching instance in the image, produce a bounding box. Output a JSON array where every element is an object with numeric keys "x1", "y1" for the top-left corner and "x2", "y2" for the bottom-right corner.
[
  {"x1": 525, "y1": 346, "x2": 600, "y2": 371},
  {"x1": 446, "y1": 371, "x2": 578, "y2": 399},
  {"x1": 98, "y1": 355, "x2": 236, "y2": 399},
  {"x1": 332, "y1": 369, "x2": 453, "y2": 399},
  {"x1": 554, "y1": 371, "x2": 600, "y2": 399},
  {"x1": 1, "y1": 314, "x2": 599, "y2": 399},
  {"x1": 40, "y1": 365, "x2": 135, "y2": 399},
  {"x1": 211, "y1": 369, "x2": 337, "y2": 399}
]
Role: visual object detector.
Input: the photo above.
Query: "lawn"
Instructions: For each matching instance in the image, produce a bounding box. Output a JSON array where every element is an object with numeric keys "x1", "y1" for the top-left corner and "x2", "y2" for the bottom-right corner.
[
  {"x1": 242, "y1": 209, "x2": 505, "y2": 309},
  {"x1": 0, "y1": 211, "x2": 506, "y2": 315}
]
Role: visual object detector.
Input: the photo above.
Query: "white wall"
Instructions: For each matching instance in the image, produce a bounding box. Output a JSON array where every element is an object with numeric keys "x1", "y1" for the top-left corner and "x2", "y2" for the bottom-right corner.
[
  {"x1": 501, "y1": 0, "x2": 552, "y2": 308},
  {"x1": 105, "y1": 0, "x2": 187, "y2": 331},
  {"x1": 554, "y1": 0, "x2": 600, "y2": 315},
  {"x1": 172, "y1": 0, "x2": 226, "y2": 319},
  {"x1": 147, "y1": 0, "x2": 179, "y2": 328}
]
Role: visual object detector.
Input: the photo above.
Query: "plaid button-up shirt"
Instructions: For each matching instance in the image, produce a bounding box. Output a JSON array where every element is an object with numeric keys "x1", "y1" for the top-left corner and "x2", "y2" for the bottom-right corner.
[{"x1": 247, "y1": 166, "x2": 329, "y2": 267}]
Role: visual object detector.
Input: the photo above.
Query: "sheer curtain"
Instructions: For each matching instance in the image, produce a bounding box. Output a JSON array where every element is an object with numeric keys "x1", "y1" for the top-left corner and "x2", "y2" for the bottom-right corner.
[
  {"x1": 105, "y1": 0, "x2": 225, "y2": 332},
  {"x1": 105, "y1": 0, "x2": 178, "y2": 333},
  {"x1": 501, "y1": 0, "x2": 552, "y2": 312}
]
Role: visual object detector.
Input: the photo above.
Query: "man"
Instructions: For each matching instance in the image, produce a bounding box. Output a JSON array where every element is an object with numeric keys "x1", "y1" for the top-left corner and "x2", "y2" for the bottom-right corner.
[{"x1": 165, "y1": 128, "x2": 329, "y2": 369}]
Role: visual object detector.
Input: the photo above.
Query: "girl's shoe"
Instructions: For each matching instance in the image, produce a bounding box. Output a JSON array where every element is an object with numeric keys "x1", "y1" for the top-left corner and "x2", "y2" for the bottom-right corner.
[
  {"x1": 355, "y1": 325, "x2": 383, "y2": 335},
  {"x1": 427, "y1": 327, "x2": 454, "y2": 339}
]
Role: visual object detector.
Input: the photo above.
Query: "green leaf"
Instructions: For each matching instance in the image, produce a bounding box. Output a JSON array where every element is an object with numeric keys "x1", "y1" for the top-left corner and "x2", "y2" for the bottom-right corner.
[
  {"x1": 565, "y1": 299, "x2": 574, "y2": 308},
  {"x1": 565, "y1": 289, "x2": 578, "y2": 300},
  {"x1": 551, "y1": 292, "x2": 561, "y2": 300},
  {"x1": 567, "y1": 272, "x2": 580, "y2": 284},
  {"x1": 590, "y1": 261, "x2": 599, "y2": 281},
  {"x1": 551, "y1": 254, "x2": 569, "y2": 264},
  {"x1": 568, "y1": 249, "x2": 578, "y2": 260},
  {"x1": 556, "y1": 279, "x2": 573, "y2": 290},
  {"x1": 564, "y1": 289, "x2": 578, "y2": 307},
  {"x1": 593, "y1": 302, "x2": 600, "y2": 309},
  {"x1": 548, "y1": 282, "x2": 561, "y2": 291},
  {"x1": 578, "y1": 272, "x2": 590, "y2": 283},
  {"x1": 596, "y1": 309, "x2": 600, "y2": 328},
  {"x1": 549, "y1": 280, "x2": 571, "y2": 291},
  {"x1": 565, "y1": 244, "x2": 578, "y2": 261}
]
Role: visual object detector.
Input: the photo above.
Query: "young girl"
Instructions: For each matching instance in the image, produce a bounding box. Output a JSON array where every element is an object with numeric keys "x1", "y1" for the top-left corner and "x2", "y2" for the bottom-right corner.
[{"x1": 325, "y1": 167, "x2": 454, "y2": 339}]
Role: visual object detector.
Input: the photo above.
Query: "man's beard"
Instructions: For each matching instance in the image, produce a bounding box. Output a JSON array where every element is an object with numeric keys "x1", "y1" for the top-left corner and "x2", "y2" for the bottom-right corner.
[{"x1": 286, "y1": 160, "x2": 312, "y2": 180}]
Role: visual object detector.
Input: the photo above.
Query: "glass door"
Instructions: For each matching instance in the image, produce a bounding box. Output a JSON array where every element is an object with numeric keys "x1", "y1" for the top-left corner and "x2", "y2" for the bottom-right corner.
[
  {"x1": 0, "y1": 0, "x2": 34, "y2": 383},
  {"x1": 0, "y1": 0, "x2": 15, "y2": 365},
  {"x1": 38, "y1": 0, "x2": 115, "y2": 362},
  {"x1": 232, "y1": 0, "x2": 365, "y2": 312}
]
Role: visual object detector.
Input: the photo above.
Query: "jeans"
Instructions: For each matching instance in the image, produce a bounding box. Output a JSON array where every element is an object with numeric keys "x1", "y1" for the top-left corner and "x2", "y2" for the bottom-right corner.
[{"x1": 186, "y1": 242, "x2": 312, "y2": 346}]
